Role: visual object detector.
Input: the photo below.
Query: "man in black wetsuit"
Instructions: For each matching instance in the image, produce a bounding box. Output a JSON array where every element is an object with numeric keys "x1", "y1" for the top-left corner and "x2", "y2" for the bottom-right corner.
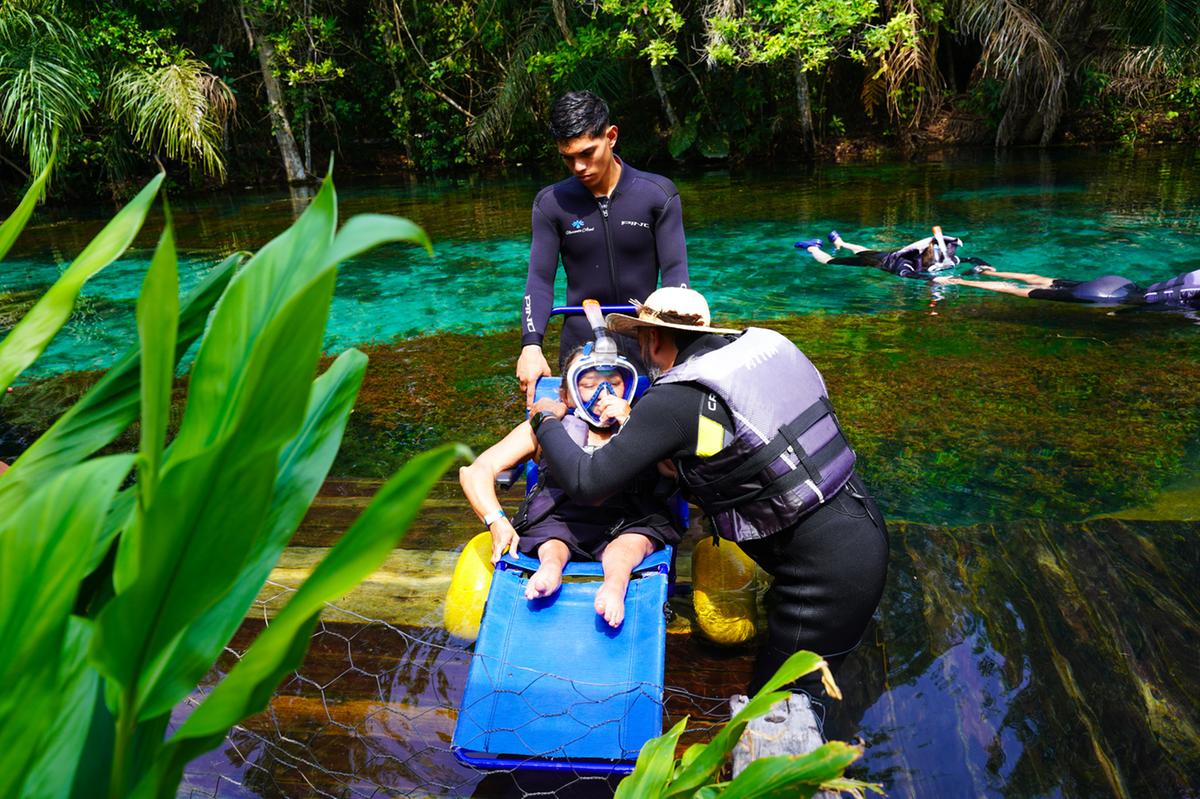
[
  {"x1": 526, "y1": 287, "x2": 889, "y2": 697},
  {"x1": 516, "y1": 90, "x2": 690, "y2": 407}
]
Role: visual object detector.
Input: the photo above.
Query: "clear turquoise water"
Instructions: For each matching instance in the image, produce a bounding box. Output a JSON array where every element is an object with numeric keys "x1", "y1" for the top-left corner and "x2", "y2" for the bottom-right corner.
[{"x1": 6, "y1": 147, "x2": 1200, "y2": 377}]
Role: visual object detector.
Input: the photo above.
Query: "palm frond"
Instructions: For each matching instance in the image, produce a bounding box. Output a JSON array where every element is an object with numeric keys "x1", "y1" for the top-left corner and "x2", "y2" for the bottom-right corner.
[
  {"x1": 0, "y1": 9, "x2": 92, "y2": 176},
  {"x1": 106, "y1": 59, "x2": 234, "y2": 180},
  {"x1": 953, "y1": 0, "x2": 1065, "y2": 145},
  {"x1": 467, "y1": 6, "x2": 555, "y2": 154}
]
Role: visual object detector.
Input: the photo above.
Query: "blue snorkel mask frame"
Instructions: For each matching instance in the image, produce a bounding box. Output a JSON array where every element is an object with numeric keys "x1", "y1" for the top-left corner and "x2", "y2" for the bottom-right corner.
[{"x1": 566, "y1": 300, "x2": 639, "y2": 428}]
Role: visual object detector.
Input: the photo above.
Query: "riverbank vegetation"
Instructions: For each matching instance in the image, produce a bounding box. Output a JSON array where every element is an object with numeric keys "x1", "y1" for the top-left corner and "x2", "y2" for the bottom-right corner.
[{"x1": 1, "y1": 0, "x2": 1198, "y2": 197}]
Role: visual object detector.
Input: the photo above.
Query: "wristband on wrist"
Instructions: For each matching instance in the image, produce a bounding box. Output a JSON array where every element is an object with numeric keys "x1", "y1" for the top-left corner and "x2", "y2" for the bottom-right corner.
[
  {"x1": 529, "y1": 410, "x2": 551, "y2": 433},
  {"x1": 482, "y1": 508, "x2": 506, "y2": 526}
]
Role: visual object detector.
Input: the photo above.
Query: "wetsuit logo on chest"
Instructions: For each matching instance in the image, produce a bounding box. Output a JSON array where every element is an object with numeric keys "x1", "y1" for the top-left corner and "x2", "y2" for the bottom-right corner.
[
  {"x1": 620, "y1": 219, "x2": 650, "y2": 230},
  {"x1": 566, "y1": 218, "x2": 595, "y2": 236}
]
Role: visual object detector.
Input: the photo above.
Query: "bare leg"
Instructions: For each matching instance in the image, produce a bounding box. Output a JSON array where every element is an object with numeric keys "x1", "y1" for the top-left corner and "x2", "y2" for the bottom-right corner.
[
  {"x1": 594, "y1": 533, "x2": 655, "y2": 628},
  {"x1": 526, "y1": 539, "x2": 570, "y2": 599},
  {"x1": 805, "y1": 245, "x2": 833, "y2": 264},
  {"x1": 830, "y1": 234, "x2": 868, "y2": 254},
  {"x1": 935, "y1": 276, "x2": 1035, "y2": 297}
]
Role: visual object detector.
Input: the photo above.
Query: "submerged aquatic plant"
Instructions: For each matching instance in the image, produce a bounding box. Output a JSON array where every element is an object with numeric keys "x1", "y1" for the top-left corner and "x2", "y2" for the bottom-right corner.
[{"x1": 0, "y1": 158, "x2": 467, "y2": 798}]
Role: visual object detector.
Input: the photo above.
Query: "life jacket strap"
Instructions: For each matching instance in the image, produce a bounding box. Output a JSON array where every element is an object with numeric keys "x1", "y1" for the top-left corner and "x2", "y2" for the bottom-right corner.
[
  {"x1": 699, "y1": 427, "x2": 852, "y2": 513},
  {"x1": 686, "y1": 396, "x2": 835, "y2": 492}
]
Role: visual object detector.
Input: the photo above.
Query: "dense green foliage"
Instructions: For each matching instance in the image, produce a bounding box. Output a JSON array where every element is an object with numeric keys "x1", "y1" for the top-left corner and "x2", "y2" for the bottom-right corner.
[
  {"x1": 1, "y1": 0, "x2": 1198, "y2": 190},
  {"x1": 0, "y1": 162, "x2": 465, "y2": 797}
]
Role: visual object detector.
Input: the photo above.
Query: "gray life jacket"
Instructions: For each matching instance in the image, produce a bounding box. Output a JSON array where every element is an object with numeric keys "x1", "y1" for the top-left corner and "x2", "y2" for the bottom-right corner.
[
  {"x1": 656, "y1": 327, "x2": 857, "y2": 542},
  {"x1": 1143, "y1": 268, "x2": 1200, "y2": 308}
]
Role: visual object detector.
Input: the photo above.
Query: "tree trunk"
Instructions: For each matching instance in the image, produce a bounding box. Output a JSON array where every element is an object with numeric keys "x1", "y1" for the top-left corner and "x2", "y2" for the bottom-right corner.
[
  {"x1": 551, "y1": 0, "x2": 575, "y2": 44},
  {"x1": 241, "y1": 5, "x2": 307, "y2": 184},
  {"x1": 650, "y1": 64, "x2": 681, "y2": 131},
  {"x1": 793, "y1": 56, "x2": 815, "y2": 157}
]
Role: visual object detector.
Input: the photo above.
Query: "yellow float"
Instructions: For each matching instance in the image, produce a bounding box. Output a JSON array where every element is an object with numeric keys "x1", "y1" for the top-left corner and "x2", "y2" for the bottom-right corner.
[
  {"x1": 443, "y1": 531, "x2": 495, "y2": 642},
  {"x1": 691, "y1": 537, "x2": 762, "y2": 646}
]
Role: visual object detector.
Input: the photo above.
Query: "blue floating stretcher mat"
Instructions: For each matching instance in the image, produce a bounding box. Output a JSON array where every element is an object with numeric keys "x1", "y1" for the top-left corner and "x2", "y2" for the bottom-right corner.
[{"x1": 453, "y1": 547, "x2": 672, "y2": 773}]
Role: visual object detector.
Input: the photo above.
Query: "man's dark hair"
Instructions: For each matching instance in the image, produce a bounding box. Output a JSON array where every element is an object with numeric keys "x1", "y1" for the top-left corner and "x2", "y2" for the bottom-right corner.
[{"x1": 549, "y1": 91, "x2": 611, "y2": 141}]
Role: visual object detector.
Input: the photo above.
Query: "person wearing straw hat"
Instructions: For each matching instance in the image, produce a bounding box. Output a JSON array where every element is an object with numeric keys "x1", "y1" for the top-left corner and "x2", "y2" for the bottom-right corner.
[{"x1": 527, "y1": 287, "x2": 889, "y2": 696}]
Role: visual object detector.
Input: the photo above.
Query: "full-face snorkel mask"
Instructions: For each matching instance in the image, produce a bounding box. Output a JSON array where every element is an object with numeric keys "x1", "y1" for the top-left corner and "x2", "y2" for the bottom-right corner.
[
  {"x1": 928, "y1": 225, "x2": 961, "y2": 272},
  {"x1": 566, "y1": 300, "x2": 639, "y2": 428}
]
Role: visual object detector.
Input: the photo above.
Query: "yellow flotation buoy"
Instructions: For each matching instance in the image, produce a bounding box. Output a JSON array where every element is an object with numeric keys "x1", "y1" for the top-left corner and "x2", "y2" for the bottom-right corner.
[
  {"x1": 691, "y1": 537, "x2": 762, "y2": 646},
  {"x1": 444, "y1": 532, "x2": 495, "y2": 641}
]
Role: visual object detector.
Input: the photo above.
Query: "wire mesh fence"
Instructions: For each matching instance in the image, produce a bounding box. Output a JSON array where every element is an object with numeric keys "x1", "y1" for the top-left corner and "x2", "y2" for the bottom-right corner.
[{"x1": 177, "y1": 573, "x2": 749, "y2": 799}]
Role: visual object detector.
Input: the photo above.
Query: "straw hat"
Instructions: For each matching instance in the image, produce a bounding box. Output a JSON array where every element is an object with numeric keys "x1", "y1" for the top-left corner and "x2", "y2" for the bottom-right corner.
[{"x1": 606, "y1": 287, "x2": 740, "y2": 336}]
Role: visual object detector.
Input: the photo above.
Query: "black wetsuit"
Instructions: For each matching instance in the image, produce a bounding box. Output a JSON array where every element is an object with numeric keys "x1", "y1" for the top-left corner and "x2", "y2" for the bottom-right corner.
[
  {"x1": 534, "y1": 335, "x2": 889, "y2": 695},
  {"x1": 1027, "y1": 269, "x2": 1200, "y2": 308},
  {"x1": 829, "y1": 236, "x2": 963, "y2": 281},
  {"x1": 521, "y1": 159, "x2": 689, "y2": 361}
]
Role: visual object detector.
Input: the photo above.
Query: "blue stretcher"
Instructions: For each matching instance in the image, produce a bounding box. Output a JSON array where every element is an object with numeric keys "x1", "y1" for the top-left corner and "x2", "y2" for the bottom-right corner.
[{"x1": 452, "y1": 305, "x2": 681, "y2": 774}]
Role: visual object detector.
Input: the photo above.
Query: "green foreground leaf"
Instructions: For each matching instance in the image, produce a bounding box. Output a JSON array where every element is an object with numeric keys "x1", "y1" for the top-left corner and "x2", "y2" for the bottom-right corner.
[
  {"x1": 0, "y1": 173, "x2": 163, "y2": 394},
  {"x1": 135, "y1": 443, "x2": 468, "y2": 798},
  {"x1": 0, "y1": 145, "x2": 55, "y2": 262}
]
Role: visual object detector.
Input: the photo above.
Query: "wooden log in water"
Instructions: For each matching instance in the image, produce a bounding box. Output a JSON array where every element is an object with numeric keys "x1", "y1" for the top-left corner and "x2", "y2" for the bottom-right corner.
[{"x1": 253, "y1": 546, "x2": 705, "y2": 634}]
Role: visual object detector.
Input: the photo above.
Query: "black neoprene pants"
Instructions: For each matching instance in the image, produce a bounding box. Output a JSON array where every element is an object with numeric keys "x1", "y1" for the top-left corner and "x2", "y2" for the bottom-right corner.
[{"x1": 736, "y1": 472, "x2": 889, "y2": 696}]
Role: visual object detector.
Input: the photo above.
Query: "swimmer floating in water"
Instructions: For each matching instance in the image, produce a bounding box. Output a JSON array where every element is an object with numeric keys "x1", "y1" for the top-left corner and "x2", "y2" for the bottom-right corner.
[
  {"x1": 932, "y1": 264, "x2": 1200, "y2": 310},
  {"x1": 796, "y1": 227, "x2": 988, "y2": 281}
]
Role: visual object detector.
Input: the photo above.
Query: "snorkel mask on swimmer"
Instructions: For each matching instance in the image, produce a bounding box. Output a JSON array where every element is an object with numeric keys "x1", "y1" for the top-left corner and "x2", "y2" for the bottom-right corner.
[
  {"x1": 566, "y1": 299, "x2": 639, "y2": 429},
  {"x1": 927, "y1": 225, "x2": 961, "y2": 272}
]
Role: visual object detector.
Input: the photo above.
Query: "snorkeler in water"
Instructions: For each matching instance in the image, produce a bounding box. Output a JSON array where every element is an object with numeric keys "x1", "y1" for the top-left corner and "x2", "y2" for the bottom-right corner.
[
  {"x1": 932, "y1": 264, "x2": 1200, "y2": 310},
  {"x1": 795, "y1": 227, "x2": 988, "y2": 281}
]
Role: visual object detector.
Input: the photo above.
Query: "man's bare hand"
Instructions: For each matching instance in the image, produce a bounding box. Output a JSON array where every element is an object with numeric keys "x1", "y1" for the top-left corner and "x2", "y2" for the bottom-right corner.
[{"x1": 516, "y1": 344, "x2": 552, "y2": 408}]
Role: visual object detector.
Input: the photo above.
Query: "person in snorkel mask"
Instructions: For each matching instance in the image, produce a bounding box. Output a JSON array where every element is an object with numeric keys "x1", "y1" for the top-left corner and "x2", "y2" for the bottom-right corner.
[
  {"x1": 796, "y1": 227, "x2": 988, "y2": 281},
  {"x1": 528, "y1": 287, "x2": 889, "y2": 700},
  {"x1": 460, "y1": 312, "x2": 680, "y2": 629}
]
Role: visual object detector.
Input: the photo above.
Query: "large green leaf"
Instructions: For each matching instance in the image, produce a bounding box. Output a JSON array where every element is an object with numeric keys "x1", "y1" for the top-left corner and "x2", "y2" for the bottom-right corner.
[
  {"x1": 613, "y1": 717, "x2": 688, "y2": 799},
  {"x1": 0, "y1": 145, "x2": 54, "y2": 262},
  {"x1": 321, "y1": 213, "x2": 432, "y2": 270},
  {"x1": 0, "y1": 253, "x2": 240, "y2": 510},
  {"x1": 662, "y1": 651, "x2": 828, "y2": 799},
  {"x1": 18, "y1": 619, "x2": 100, "y2": 799},
  {"x1": 135, "y1": 204, "x2": 179, "y2": 498},
  {"x1": 0, "y1": 174, "x2": 163, "y2": 394},
  {"x1": 91, "y1": 272, "x2": 340, "y2": 710},
  {"x1": 138, "y1": 349, "x2": 368, "y2": 719},
  {"x1": 93, "y1": 186, "x2": 343, "y2": 709},
  {"x1": 0, "y1": 456, "x2": 133, "y2": 795},
  {"x1": 135, "y1": 443, "x2": 468, "y2": 799},
  {"x1": 715, "y1": 743, "x2": 867, "y2": 799},
  {"x1": 170, "y1": 174, "x2": 338, "y2": 459}
]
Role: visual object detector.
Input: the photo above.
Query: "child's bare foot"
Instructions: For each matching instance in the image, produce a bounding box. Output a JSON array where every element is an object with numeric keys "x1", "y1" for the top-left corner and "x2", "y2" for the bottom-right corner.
[
  {"x1": 525, "y1": 563, "x2": 563, "y2": 599},
  {"x1": 594, "y1": 580, "x2": 629, "y2": 627}
]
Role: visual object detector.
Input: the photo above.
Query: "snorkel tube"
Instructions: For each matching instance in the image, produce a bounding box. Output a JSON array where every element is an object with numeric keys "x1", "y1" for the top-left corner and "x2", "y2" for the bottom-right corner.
[
  {"x1": 566, "y1": 300, "x2": 639, "y2": 428},
  {"x1": 929, "y1": 225, "x2": 959, "y2": 272}
]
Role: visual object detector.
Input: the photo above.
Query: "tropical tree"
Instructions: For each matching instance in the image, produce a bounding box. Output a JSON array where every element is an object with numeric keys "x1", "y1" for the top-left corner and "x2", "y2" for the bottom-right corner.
[
  {"x1": 704, "y1": 0, "x2": 901, "y2": 155},
  {"x1": 0, "y1": 2, "x2": 233, "y2": 185},
  {"x1": 0, "y1": 6, "x2": 91, "y2": 179}
]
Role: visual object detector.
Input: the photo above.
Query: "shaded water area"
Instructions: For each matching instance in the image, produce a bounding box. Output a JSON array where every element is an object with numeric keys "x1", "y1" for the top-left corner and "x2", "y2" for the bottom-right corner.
[{"x1": 3, "y1": 147, "x2": 1199, "y2": 797}]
